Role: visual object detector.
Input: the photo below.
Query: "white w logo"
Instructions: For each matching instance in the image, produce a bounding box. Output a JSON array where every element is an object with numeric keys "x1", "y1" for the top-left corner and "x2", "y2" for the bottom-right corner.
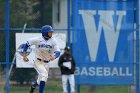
[{"x1": 79, "y1": 10, "x2": 126, "y2": 62}]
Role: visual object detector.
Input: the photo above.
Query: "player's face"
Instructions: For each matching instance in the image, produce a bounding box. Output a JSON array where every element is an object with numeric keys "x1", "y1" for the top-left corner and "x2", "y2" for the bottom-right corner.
[
  {"x1": 48, "y1": 32, "x2": 53, "y2": 38},
  {"x1": 65, "y1": 50, "x2": 70, "y2": 55}
]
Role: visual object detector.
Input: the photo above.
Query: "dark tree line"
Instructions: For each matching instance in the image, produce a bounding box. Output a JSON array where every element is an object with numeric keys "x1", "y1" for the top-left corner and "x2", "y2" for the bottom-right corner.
[{"x1": 0, "y1": 0, "x2": 52, "y2": 85}]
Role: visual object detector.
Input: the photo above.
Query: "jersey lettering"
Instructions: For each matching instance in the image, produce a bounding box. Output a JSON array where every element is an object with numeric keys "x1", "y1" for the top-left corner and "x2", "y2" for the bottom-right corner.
[{"x1": 38, "y1": 44, "x2": 52, "y2": 49}]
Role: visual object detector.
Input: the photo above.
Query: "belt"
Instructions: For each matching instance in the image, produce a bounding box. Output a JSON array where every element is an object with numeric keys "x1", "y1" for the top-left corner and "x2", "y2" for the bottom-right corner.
[{"x1": 37, "y1": 58, "x2": 50, "y2": 63}]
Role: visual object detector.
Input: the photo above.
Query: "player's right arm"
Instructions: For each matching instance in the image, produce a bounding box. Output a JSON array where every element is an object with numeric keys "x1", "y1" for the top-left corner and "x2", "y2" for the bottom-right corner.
[
  {"x1": 50, "y1": 38, "x2": 60, "y2": 61},
  {"x1": 22, "y1": 43, "x2": 29, "y2": 62},
  {"x1": 22, "y1": 37, "x2": 38, "y2": 62}
]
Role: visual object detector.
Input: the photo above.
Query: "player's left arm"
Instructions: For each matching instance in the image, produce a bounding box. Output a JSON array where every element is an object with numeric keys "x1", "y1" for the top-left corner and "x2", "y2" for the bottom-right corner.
[
  {"x1": 50, "y1": 51, "x2": 60, "y2": 61},
  {"x1": 50, "y1": 39, "x2": 60, "y2": 61}
]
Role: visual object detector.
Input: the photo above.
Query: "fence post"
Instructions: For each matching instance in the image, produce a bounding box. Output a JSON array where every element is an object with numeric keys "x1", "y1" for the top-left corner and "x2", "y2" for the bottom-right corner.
[
  {"x1": 6, "y1": 0, "x2": 10, "y2": 93},
  {"x1": 77, "y1": 84, "x2": 80, "y2": 93},
  {"x1": 67, "y1": 0, "x2": 71, "y2": 92},
  {"x1": 136, "y1": 0, "x2": 140, "y2": 93},
  {"x1": 67, "y1": 0, "x2": 70, "y2": 47}
]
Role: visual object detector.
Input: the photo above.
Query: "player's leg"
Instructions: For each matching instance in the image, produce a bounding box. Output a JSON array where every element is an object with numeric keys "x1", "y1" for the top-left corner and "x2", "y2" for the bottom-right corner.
[
  {"x1": 68, "y1": 74, "x2": 75, "y2": 93},
  {"x1": 29, "y1": 61, "x2": 40, "y2": 93},
  {"x1": 62, "y1": 75, "x2": 68, "y2": 93},
  {"x1": 29, "y1": 81, "x2": 38, "y2": 93},
  {"x1": 37, "y1": 63, "x2": 50, "y2": 92},
  {"x1": 29, "y1": 62, "x2": 42, "y2": 93},
  {"x1": 39, "y1": 63, "x2": 50, "y2": 93},
  {"x1": 34, "y1": 61, "x2": 49, "y2": 93}
]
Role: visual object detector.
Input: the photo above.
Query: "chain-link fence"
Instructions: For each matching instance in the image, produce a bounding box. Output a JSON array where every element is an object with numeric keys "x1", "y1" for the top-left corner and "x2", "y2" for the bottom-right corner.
[{"x1": 0, "y1": 0, "x2": 140, "y2": 93}]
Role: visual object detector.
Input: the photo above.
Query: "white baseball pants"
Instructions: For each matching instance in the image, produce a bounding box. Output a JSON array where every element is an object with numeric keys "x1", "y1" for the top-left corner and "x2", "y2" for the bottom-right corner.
[
  {"x1": 62, "y1": 74, "x2": 75, "y2": 93},
  {"x1": 34, "y1": 60, "x2": 49, "y2": 85}
]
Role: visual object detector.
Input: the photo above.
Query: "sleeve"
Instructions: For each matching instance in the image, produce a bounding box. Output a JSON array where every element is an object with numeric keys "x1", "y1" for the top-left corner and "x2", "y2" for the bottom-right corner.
[
  {"x1": 27, "y1": 37, "x2": 38, "y2": 46},
  {"x1": 23, "y1": 37, "x2": 38, "y2": 53},
  {"x1": 23, "y1": 43, "x2": 29, "y2": 52},
  {"x1": 54, "y1": 51, "x2": 60, "y2": 58}
]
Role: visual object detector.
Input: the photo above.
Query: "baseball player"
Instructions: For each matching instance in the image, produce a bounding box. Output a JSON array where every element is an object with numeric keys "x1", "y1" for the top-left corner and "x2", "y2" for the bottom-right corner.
[{"x1": 22, "y1": 25, "x2": 60, "y2": 93}]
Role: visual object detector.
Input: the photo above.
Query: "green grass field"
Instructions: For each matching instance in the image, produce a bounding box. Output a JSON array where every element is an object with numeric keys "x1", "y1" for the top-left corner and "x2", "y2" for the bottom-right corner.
[
  {"x1": 8, "y1": 80, "x2": 129, "y2": 93},
  {"x1": 9, "y1": 86, "x2": 128, "y2": 93}
]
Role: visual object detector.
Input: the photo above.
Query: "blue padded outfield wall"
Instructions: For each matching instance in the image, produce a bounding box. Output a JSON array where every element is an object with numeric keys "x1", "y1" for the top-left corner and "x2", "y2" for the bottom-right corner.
[{"x1": 72, "y1": 0, "x2": 134, "y2": 85}]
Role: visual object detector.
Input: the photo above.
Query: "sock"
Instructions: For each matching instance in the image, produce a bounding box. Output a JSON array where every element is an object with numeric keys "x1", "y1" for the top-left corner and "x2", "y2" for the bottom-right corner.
[
  {"x1": 30, "y1": 81, "x2": 38, "y2": 93},
  {"x1": 39, "y1": 81, "x2": 45, "y2": 93}
]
